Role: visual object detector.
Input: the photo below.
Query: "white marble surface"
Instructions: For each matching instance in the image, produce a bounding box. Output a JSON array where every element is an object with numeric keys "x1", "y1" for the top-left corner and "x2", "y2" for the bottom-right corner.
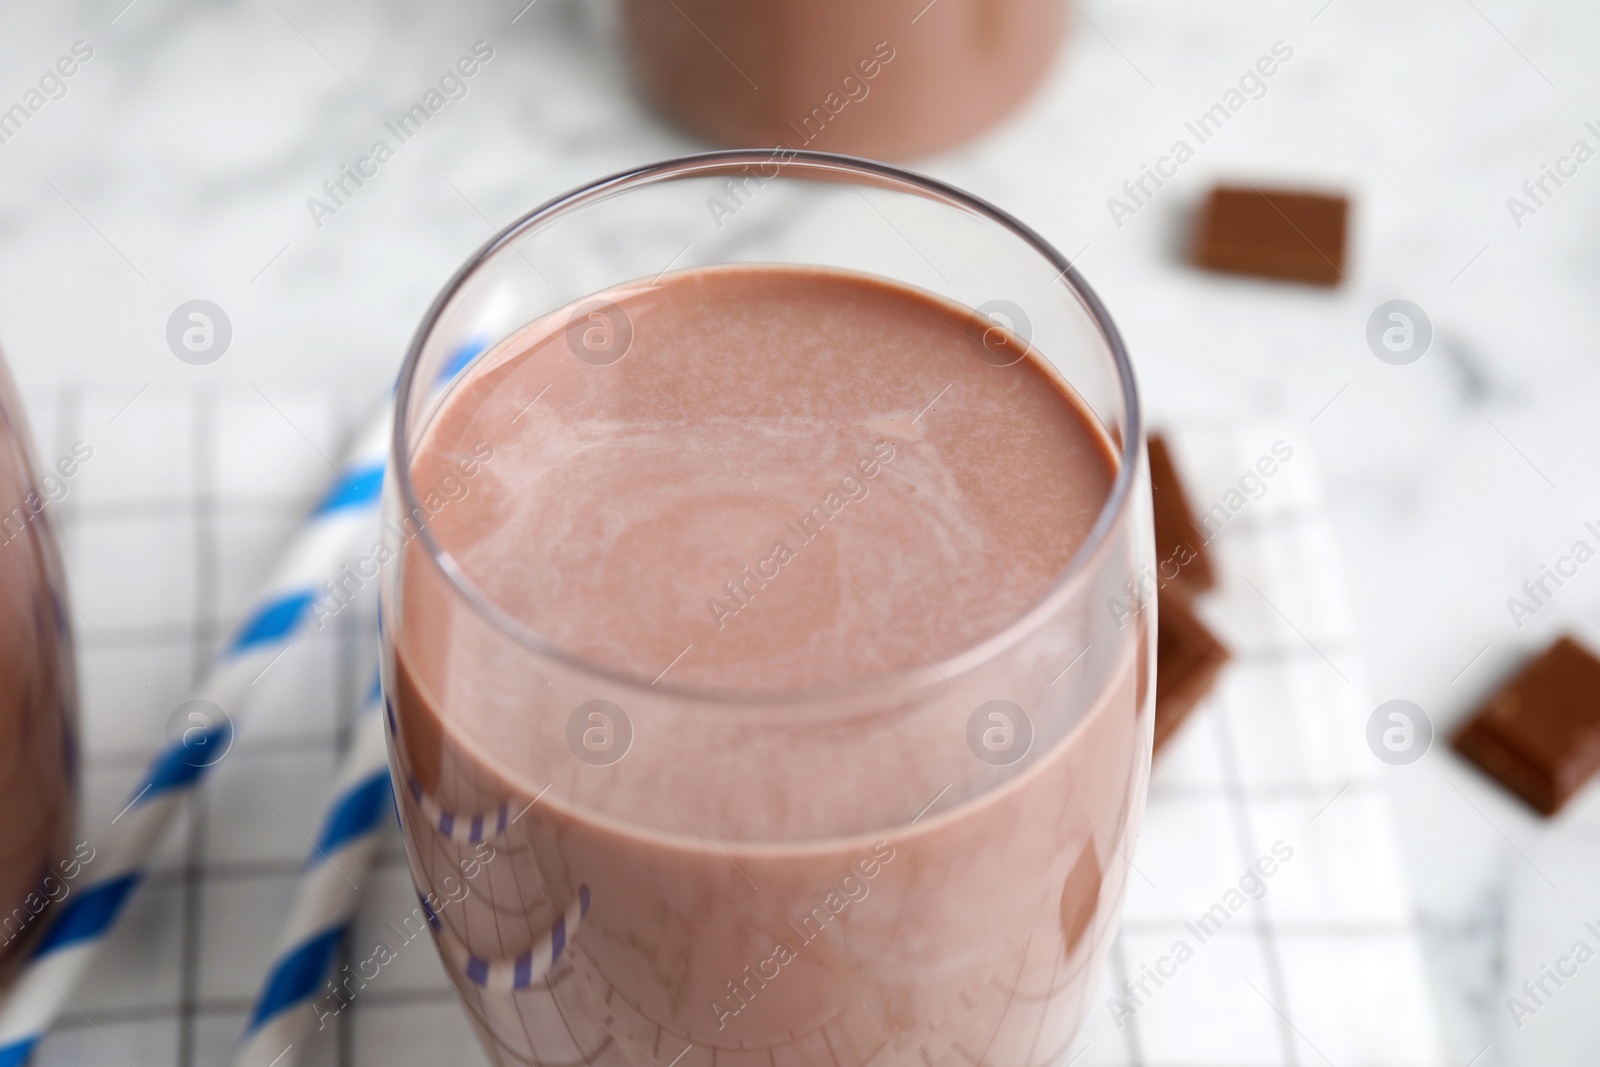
[{"x1": 2, "y1": 0, "x2": 1599, "y2": 1063}]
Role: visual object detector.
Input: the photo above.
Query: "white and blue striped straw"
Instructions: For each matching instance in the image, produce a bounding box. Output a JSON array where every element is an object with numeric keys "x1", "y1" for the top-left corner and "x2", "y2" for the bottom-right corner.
[
  {"x1": 0, "y1": 330, "x2": 502, "y2": 1064},
  {"x1": 0, "y1": 408, "x2": 392, "y2": 1067},
  {"x1": 234, "y1": 672, "x2": 390, "y2": 1067},
  {"x1": 433, "y1": 883, "x2": 590, "y2": 994},
  {"x1": 400, "y1": 755, "x2": 591, "y2": 992}
]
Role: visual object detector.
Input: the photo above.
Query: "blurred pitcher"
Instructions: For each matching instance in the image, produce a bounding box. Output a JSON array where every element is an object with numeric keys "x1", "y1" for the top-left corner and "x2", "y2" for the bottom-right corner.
[{"x1": 621, "y1": 0, "x2": 1067, "y2": 159}]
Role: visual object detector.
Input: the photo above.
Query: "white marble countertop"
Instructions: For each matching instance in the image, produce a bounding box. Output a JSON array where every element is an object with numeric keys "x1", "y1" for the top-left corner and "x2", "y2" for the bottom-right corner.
[{"x1": 2, "y1": 0, "x2": 1599, "y2": 1063}]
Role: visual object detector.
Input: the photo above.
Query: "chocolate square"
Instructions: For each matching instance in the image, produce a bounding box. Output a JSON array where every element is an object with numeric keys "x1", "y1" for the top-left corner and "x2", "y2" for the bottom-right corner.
[
  {"x1": 1149, "y1": 434, "x2": 1214, "y2": 593},
  {"x1": 1453, "y1": 636, "x2": 1600, "y2": 815},
  {"x1": 1193, "y1": 185, "x2": 1348, "y2": 286},
  {"x1": 1154, "y1": 588, "x2": 1229, "y2": 754}
]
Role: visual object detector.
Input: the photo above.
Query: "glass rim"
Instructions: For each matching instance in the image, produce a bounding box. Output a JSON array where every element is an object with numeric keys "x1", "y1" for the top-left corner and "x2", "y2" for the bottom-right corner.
[{"x1": 392, "y1": 148, "x2": 1143, "y2": 708}]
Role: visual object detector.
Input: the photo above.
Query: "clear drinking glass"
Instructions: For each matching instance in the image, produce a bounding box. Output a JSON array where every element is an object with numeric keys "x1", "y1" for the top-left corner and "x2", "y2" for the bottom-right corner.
[
  {"x1": 0, "y1": 352, "x2": 78, "y2": 980},
  {"x1": 380, "y1": 150, "x2": 1154, "y2": 1067}
]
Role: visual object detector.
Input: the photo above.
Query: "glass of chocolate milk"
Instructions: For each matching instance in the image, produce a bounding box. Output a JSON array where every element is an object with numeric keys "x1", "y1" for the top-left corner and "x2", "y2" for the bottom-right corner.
[
  {"x1": 381, "y1": 151, "x2": 1153, "y2": 1067},
  {"x1": 620, "y1": 0, "x2": 1067, "y2": 160},
  {"x1": 0, "y1": 352, "x2": 79, "y2": 980}
]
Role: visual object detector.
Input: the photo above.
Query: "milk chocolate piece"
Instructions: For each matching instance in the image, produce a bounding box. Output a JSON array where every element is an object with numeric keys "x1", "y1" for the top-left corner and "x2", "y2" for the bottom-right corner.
[
  {"x1": 1193, "y1": 185, "x2": 1348, "y2": 286},
  {"x1": 1453, "y1": 636, "x2": 1600, "y2": 815},
  {"x1": 1149, "y1": 434, "x2": 1214, "y2": 593},
  {"x1": 1155, "y1": 589, "x2": 1229, "y2": 753}
]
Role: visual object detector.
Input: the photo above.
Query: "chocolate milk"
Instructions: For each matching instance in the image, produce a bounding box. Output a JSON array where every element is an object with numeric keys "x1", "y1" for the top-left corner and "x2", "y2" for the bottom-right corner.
[
  {"x1": 621, "y1": 0, "x2": 1066, "y2": 160},
  {"x1": 386, "y1": 266, "x2": 1148, "y2": 1066},
  {"x1": 0, "y1": 364, "x2": 78, "y2": 981}
]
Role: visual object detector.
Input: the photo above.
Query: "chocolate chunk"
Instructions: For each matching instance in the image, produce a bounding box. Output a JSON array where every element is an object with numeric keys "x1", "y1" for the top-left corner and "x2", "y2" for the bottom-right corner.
[
  {"x1": 1154, "y1": 588, "x2": 1229, "y2": 754},
  {"x1": 1193, "y1": 185, "x2": 1348, "y2": 286},
  {"x1": 1149, "y1": 434, "x2": 1214, "y2": 593},
  {"x1": 1453, "y1": 636, "x2": 1600, "y2": 815}
]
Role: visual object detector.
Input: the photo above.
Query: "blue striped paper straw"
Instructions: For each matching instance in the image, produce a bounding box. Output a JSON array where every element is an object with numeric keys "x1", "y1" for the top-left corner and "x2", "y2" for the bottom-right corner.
[
  {"x1": 405, "y1": 774, "x2": 511, "y2": 844},
  {"x1": 237, "y1": 668, "x2": 590, "y2": 1064},
  {"x1": 234, "y1": 673, "x2": 390, "y2": 1067},
  {"x1": 441, "y1": 884, "x2": 590, "y2": 993},
  {"x1": 0, "y1": 409, "x2": 392, "y2": 1067},
  {"x1": 400, "y1": 768, "x2": 591, "y2": 993}
]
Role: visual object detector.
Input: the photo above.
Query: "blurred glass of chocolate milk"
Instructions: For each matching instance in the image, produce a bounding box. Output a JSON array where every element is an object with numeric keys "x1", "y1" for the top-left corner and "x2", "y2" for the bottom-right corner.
[
  {"x1": 0, "y1": 352, "x2": 79, "y2": 981},
  {"x1": 621, "y1": 0, "x2": 1066, "y2": 159}
]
